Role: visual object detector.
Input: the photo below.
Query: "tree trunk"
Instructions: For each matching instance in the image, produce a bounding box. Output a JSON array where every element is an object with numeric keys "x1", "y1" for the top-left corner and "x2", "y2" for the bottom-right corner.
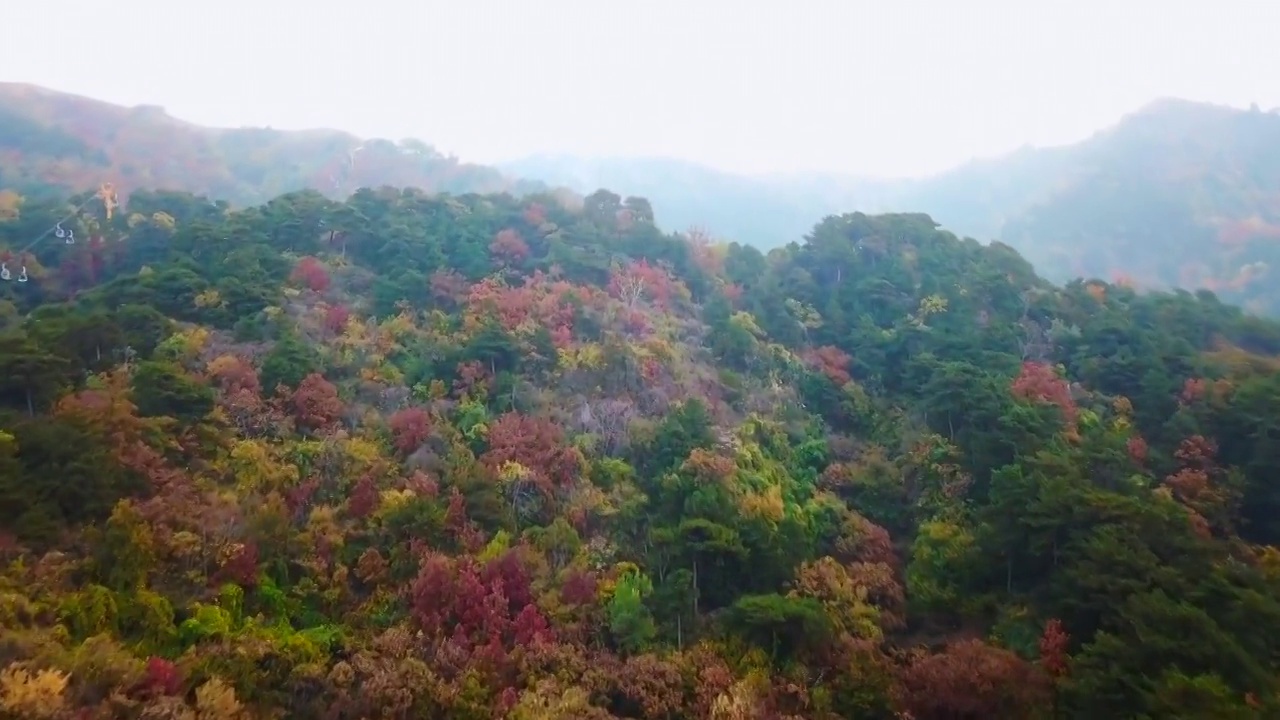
[{"x1": 692, "y1": 558, "x2": 699, "y2": 617}]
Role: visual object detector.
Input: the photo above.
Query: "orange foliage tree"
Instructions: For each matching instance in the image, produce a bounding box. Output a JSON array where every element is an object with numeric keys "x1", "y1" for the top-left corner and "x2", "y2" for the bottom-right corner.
[
  {"x1": 1010, "y1": 361, "x2": 1078, "y2": 428},
  {"x1": 802, "y1": 345, "x2": 854, "y2": 386}
]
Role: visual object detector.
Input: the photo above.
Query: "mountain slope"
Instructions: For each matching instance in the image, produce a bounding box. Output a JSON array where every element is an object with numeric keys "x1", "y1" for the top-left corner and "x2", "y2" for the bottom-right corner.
[
  {"x1": 0, "y1": 82, "x2": 546, "y2": 204},
  {"x1": 2, "y1": 181, "x2": 1280, "y2": 717}
]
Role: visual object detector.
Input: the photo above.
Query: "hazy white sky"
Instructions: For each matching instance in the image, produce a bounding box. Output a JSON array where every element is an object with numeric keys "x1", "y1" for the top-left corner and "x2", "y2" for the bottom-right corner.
[{"x1": 5, "y1": 0, "x2": 1279, "y2": 178}]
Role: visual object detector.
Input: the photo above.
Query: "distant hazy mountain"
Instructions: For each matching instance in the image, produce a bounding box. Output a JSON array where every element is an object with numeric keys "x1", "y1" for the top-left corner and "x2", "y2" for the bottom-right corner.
[
  {"x1": 498, "y1": 155, "x2": 905, "y2": 249},
  {"x1": 965, "y1": 99, "x2": 1280, "y2": 307},
  {"x1": 503, "y1": 99, "x2": 1280, "y2": 315},
  {"x1": 0, "y1": 82, "x2": 546, "y2": 205},
  {"x1": 497, "y1": 150, "x2": 1082, "y2": 251}
]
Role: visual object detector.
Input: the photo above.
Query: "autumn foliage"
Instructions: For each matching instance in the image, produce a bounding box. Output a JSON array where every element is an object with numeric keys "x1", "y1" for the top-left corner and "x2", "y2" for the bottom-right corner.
[
  {"x1": 1126, "y1": 435, "x2": 1149, "y2": 464},
  {"x1": 608, "y1": 259, "x2": 676, "y2": 310},
  {"x1": 290, "y1": 255, "x2": 331, "y2": 292},
  {"x1": 1010, "y1": 360, "x2": 1078, "y2": 427},
  {"x1": 464, "y1": 272, "x2": 579, "y2": 349},
  {"x1": 896, "y1": 640, "x2": 1053, "y2": 719},
  {"x1": 481, "y1": 412, "x2": 584, "y2": 493},
  {"x1": 2, "y1": 176, "x2": 1279, "y2": 720},
  {"x1": 409, "y1": 550, "x2": 555, "y2": 683},
  {"x1": 522, "y1": 202, "x2": 547, "y2": 226},
  {"x1": 207, "y1": 355, "x2": 261, "y2": 396},
  {"x1": 141, "y1": 657, "x2": 183, "y2": 697},
  {"x1": 490, "y1": 228, "x2": 530, "y2": 267},
  {"x1": 802, "y1": 345, "x2": 854, "y2": 386},
  {"x1": 1039, "y1": 618, "x2": 1070, "y2": 677},
  {"x1": 388, "y1": 406, "x2": 432, "y2": 455},
  {"x1": 323, "y1": 303, "x2": 351, "y2": 335},
  {"x1": 288, "y1": 373, "x2": 343, "y2": 432}
]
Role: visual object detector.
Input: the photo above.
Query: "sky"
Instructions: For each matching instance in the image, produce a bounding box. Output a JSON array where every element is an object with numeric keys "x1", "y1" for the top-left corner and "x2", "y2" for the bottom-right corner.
[{"x1": 4, "y1": 0, "x2": 1279, "y2": 178}]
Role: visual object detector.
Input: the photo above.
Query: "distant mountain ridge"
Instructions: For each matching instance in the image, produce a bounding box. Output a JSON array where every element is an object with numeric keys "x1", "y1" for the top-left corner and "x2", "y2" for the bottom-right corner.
[
  {"x1": 505, "y1": 98, "x2": 1280, "y2": 315},
  {"x1": 0, "y1": 82, "x2": 547, "y2": 206},
  {"x1": 498, "y1": 154, "x2": 904, "y2": 252}
]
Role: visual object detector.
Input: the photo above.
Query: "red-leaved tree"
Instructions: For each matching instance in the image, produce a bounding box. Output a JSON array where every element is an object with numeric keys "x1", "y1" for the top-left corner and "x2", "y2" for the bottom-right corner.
[
  {"x1": 137, "y1": 657, "x2": 183, "y2": 698},
  {"x1": 323, "y1": 303, "x2": 351, "y2": 335},
  {"x1": 214, "y1": 541, "x2": 260, "y2": 588},
  {"x1": 289, "y1": 373, "x2": 344, "y2": 433},
  {"x1": 388, "y1": 406, "x2": 432, "y2": 456},
  {"x1": 429, "y1": 269, "x2": 471, "y2": 306},
  {"x1": 896, "y1": 639, "x2": 1052, "y2": 719},
  {"x1": 1126, "y1": 435, "x2": 1149, "y2": 465},
  {"x1": 1039, "y1": 618, "x2": 1070, "y2": 678},
  {"x1": 409, "y1": 551, "x2": 555, "y2": 677},
  {"x1": 490, "y1": 228, "x2": 530, "y2": 267},
  {"x1": 523, "y1": 202, "x2": 547, "y2": 226},
  {"x1": 290, "y1": 256, "x2": 331, "y2": 292},
  {"x1": 346, "y1": 473, "x2": 378, "y2": 520},
  {"x1": 482, "y1": 412, "x2": 585, "y2": 494}
]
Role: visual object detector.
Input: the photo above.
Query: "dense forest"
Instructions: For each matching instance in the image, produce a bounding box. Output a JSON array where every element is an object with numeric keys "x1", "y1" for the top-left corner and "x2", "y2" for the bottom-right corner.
[{"x1": 2, "y1": 179, "x2": 1280, "y2": 719}]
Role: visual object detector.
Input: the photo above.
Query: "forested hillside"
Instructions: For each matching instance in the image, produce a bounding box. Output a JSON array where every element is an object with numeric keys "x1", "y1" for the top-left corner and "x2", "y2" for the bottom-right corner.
[
  {"x1": 0, "y1": 83, "x2": 546, "y2": 205},
  {"x1": 1, "y1": 180, "x2": 1280, "y2": 719}
]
